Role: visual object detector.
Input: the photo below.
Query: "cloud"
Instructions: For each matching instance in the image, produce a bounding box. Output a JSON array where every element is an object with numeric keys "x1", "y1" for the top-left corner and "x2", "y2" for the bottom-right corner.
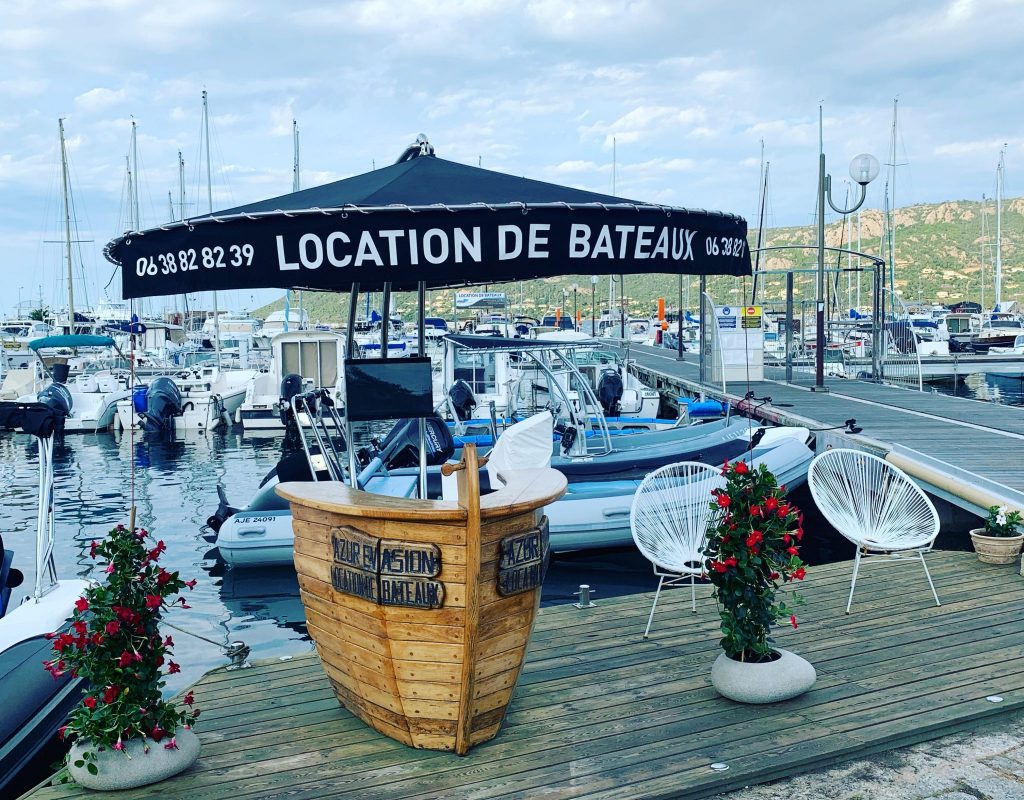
[
  {"x1": 75, "y1": 88, "x2": 128, "y2": 112},
  {"x1": 581, "y1": 105, "x2": 708, "y2": 149}
]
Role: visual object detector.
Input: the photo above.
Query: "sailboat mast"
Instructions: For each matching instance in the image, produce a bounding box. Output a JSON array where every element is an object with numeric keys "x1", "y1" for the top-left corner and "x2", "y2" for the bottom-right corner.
[
  {"x1": 887, "y1": 99, "x2": 898, "y2": 291},
  {"x1": 995, "y1": 147, "x2": 1005, "y2": 309},
  {"x1": 58, "y1": 119, "x2": 75, "y2": 334},
  {"x1": 202, "y1": 90, "x2": 222, "y2": 366},
  {"x1": 980, "y1": 193, "x2": 988, "y2": 310},
  {"x1": 131, "y1": 120, "x2": 140, "y2": 231}
]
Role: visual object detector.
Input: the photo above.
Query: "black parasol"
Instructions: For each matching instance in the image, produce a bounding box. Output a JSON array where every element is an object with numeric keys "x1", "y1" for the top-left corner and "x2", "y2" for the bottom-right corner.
[{"x1": 105, "y1": 140, "x2": 751, "y2": 300}]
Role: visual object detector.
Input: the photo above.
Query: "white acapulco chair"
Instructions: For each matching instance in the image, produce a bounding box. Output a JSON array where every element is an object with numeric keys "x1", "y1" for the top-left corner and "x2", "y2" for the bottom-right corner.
[
  {"x1": 808, "y1": 448, "x2": 941, "y2": 614},
  {"x1": 630, "y1": 461, "x2": 726, "y2": 638}
]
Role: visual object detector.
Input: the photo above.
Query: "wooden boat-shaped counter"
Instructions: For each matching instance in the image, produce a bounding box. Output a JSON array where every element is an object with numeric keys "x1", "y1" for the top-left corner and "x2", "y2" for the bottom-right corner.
[{"x1": 276, "y1": 445, "x2": 567, "y2": 754}]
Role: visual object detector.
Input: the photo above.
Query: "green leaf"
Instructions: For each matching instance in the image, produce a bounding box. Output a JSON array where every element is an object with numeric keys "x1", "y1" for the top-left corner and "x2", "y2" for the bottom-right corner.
[
  {"x1": 73, "y1": 760, "x2": 85, "y2": 768},
  {"x1": 87, "y1": 763, "x2": 98, "y2": 775}
]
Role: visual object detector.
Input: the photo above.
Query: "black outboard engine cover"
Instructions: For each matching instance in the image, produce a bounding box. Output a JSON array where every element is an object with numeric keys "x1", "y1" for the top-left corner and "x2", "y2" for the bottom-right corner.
[
  {"x1": 448, "y1": 380, "x2": 477, "y2": 422},
  {"x1": 279, "y1": 373, "x2": 304, "y2": 425},
  {"x1": 141, "y1": 376, "x2": 183, "y2": 434},
  {"x1": 597, "y1": 369, "x2": 624, "y2": 416},
  {"x1": 379, "y1": 415, "x2": 456, "y2": 470},
  {"x1": 51, "y1": 363, "x2": 71, "y2": 384},
  {"x1": 38, "y1": 383, "x2": 73, "y2": 415}
]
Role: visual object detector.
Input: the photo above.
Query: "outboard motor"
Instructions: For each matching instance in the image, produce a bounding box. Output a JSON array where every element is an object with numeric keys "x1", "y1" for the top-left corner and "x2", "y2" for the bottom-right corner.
[
  {"x1": 278, "y1": 373, "x2": 304, "y2": 426},
  {"x1": 597, "y1": 369, "x2": 624, "y2": 416},
  {"x1": 448, "y1": 380, "x2": 477, "y2": 422},
  {"x1": 140, "y1": 376, "x2": 183, "y2": 434},
  {"x1": 377, "y1": 416, "x2": 456, "y2": 470},
  {"x1": 37, "y1": 383, "x2": 72, "y2": 436}
]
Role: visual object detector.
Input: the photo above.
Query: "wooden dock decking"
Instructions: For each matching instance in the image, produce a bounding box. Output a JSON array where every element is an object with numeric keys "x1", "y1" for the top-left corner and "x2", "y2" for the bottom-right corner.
[
  {"x1": 622, "y1": 343, "x2": 1024, "y2": 511},
  {"x1": 24, "y1": 551, "x2": 1024, "y2": 800}
]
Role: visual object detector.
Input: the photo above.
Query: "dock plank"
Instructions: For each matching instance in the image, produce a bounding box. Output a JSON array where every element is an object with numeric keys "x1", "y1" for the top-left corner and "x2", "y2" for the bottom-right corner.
[{"x1": 21, "y1": 551, "x2": 1024, "y2": 800}]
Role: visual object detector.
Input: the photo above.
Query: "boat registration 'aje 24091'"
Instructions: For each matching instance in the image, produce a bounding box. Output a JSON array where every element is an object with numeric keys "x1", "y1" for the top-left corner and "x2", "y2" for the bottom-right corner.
[{"x1": 276, "y1": 444, "x2": 567, "y2": 754}]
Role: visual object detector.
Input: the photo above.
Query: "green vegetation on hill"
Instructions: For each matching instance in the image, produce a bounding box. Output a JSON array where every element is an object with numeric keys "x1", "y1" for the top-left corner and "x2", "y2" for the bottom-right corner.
[{"x1": 253, "y1": 197, "x2": 1023, "y2": 322}]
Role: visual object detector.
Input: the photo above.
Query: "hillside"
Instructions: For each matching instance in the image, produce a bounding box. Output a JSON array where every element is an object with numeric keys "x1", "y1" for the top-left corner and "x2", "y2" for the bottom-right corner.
[{"x1": 253, "y1": 196, "x2": 1024, "y2": 322}]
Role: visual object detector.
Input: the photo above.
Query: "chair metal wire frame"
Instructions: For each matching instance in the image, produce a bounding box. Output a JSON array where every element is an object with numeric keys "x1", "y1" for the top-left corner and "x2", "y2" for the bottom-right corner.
[
  {"x1": 630, "y1": 461, "x2": 725, "y2": 638},
  {"x1": 808, "y1": 448, "x2": 941, "y2": 614}
]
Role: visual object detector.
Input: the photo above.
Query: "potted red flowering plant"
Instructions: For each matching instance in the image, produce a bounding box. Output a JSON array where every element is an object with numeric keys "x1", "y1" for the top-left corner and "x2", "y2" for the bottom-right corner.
[
  {"x1": 44, "y1": 523, "x2": 201, "y2": 790},
  {"x1": 702, "y1": 459, "x2": 816, "y2": 704}
]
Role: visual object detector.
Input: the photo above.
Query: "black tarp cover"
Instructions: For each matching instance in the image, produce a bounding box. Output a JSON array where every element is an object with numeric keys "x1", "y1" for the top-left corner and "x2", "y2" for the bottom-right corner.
[{"x1": 106, "y1": 154, "x2": 751, "y2": 300}]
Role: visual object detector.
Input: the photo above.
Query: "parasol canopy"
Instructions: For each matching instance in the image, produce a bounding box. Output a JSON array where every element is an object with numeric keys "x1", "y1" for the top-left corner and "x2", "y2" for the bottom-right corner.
[{"x1": 105, "y1": 141, "x2": 751, "y2": 300}]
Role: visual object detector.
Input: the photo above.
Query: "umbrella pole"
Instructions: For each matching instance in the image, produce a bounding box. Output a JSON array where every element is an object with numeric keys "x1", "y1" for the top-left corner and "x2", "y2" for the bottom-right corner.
[
  {"x1": 346, "y1": 284, "x2": 360, "y2": 485},
  {"x1": 418, "y1": 280, "x2": 427, "y2": 499},
  {"x1": 381, "y1": 283, "x2": 392, "y2": 359}
]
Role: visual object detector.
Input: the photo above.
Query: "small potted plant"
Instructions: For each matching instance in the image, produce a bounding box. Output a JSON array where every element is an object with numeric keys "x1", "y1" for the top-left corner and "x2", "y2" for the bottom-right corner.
[
  {"x1": 970, "y1": 505, "x2": 1024, "y2": 565},
  {"x1": 44, "y1": 523, "x2": 201, "y2": 790},
  {"x1": 702, "y1": 459, "x2": 816, "y2": 704}
]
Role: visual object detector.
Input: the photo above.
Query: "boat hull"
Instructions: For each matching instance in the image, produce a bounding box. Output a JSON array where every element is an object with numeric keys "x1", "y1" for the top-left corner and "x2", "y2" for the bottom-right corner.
[{"x1": 280, "y1": 458, "x2": 565, "y2": 753}]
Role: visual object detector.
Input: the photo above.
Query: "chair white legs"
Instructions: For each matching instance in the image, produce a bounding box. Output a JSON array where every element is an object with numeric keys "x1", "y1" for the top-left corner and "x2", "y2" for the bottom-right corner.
[
  {"x1": 643, "y1": 571, "x2": 700, "y2": 638},
  {"x1": 845, "y1": 547, "x2": 942, "y2": 614},
  {"x1": 919, "y1": 550, "x2": 941, "y2": 608},
  {"x1": 846, "y1": 549, "x2": 863, "y2": 614},
  {"x1": 643, "y1": 576, "x2": 666, "y2": 639}
]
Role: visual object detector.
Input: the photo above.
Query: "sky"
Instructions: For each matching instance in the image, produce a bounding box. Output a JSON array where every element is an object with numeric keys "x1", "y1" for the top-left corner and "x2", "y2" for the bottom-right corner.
[{"x1": 1, "y1": 0, "x2": 1022, "y2": 317}]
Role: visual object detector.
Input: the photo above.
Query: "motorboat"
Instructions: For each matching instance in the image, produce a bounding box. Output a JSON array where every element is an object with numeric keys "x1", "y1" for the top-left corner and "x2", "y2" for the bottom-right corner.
[
  {"x1": 18, "y1": 335, "x2": 130, "y2": 433},
  {"x1": 437, "y1": 334, "x2": 672, "y2": 436},
  {"x1": 115, "y1": 365, "x2": 254, "y2": 433},
  {"x1": 236, "y1": 330, "x2": 345, "y2": 431},
  {"x1": 211, "y1": 407, "x2": 811, "y2": 566},
  {"x1": 0, "y1": 400, "x2": 90, "y2": 793},
  {"x1": 970, "y1": 313, "x2": 1024, "y2": 352}
]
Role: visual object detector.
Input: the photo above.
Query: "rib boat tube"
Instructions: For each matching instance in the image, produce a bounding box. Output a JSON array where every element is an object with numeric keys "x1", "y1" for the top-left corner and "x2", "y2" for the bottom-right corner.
[
  {"x1": 0, "y1": 401, "x2": 90, "y2": 793},
  {"x1": 277, "y1": 444, "x2": 567, "y2": 753}
]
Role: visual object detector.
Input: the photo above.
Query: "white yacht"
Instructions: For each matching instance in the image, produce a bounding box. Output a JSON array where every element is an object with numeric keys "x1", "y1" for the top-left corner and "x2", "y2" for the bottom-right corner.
[{"x1": 236, "y1": 329, "x2": 345, "y2": 431}]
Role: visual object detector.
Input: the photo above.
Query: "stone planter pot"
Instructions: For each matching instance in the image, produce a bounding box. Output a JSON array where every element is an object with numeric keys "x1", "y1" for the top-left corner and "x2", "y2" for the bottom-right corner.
[
  {"x1": 67, "y1": 727, "x2": 200, "y2": 790},
  {"x1": 711, "y1": 648, "x2": 816, "y2": 704},
  {"x1": 969, "y1": 528, "x2": 1024, "y2": 565}
]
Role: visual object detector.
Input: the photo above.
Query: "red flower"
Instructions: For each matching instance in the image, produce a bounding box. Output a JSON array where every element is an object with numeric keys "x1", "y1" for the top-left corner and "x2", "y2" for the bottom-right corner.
[
  {"x1": 145, "y1": 594, "x2": 162, "y2": 609},
  {"x1": 83, "y1": 696, "x2": 97, "y2": 709},
  {"x1": 164, "y1": 635, "x2": 174, "y2": 648},
  {"x1": 184, "y1": 579, "x2": 197, "y2": 590},
  {"x1": 183, "y1": 691, "x2": 195, "y2": 706},
  {"x1": 769, "y1": 571, "x2": 780, "y2": 580},
  {"x1": 105, "y1": 620, "x2": 120, "y2": 635},
  {"x1": 74, "y1": 598, "x2": 89, "y2": 613},
  {"x1": 72, "y1": 620, "x2": 87, "y2": 635},
  {"x1": 724, "y1": 557, "x2": 738, "y2": 568},
  {"x1": 117, "y1": 650, "x2": 135, "y2": 668},
  {"x1": 91, "y1": 632, "x2": 104, "y2": 646},
  {"x1": 764, "y1": 497, "x2": 778, "y2": 512},
  {"x1": 89, "y1": 540, "x2": 99, "y2": 558},
  {"x1": 745, "y1": 530, "x2": 763, "y2": 548},
  {"x1": 716, "y1": 494, "x2": 731, "y2": 508},
  {"x1": 733, "y1": 460, "x2": 749, "y2": 475},
  {"x1": 58, "y1": 725, "x2": 68, "y2": 741},
  {"x1": 103, "y1": 685, "x2": 121, "y2": 704},
  {"x1": 710, "y1": 560, "x2": 727, "y2": 574},
  {"x1": 790, "y1": 615, "x2": 798, "y2": 629},
  {"x1": 749, "y1": 505, "x2": 762, "y2": 518},
  {"x1": 175, "y1": 598, "x2": 191, "y2": 609},
  {"x1": 786, "y1": 546, "x2": 800, "y2": 556},
  {"x1": 168, "y1": 661, "x2": 181, "y2": 674},
  {"x1": 782, "y1": 533, "x2": 791, "y2": 545},
  {"x1": 157, "y1": 569, "x2": 172, "y2": 587},
  {"x1": 777, "y1": 503, "x2": 790, "y2": 518},
  {"x1": 150, "y1": 725, "x2": 166, "y2": 742},
  {"x1": 795, "y1": 527, "x2": 804, "y2": 541},
  {"x1": 793, "y1": 567, "x2": 806, "y2": 580}
]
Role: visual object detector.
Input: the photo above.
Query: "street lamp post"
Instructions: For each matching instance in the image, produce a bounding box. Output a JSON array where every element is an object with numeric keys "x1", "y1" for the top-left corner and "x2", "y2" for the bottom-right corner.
[
  {"x1": 572, "y1": 283, "x2": 579, "y2": 330},
  {"x1": 815, "y1": 151, "x2": 880, "y2": 389}
]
